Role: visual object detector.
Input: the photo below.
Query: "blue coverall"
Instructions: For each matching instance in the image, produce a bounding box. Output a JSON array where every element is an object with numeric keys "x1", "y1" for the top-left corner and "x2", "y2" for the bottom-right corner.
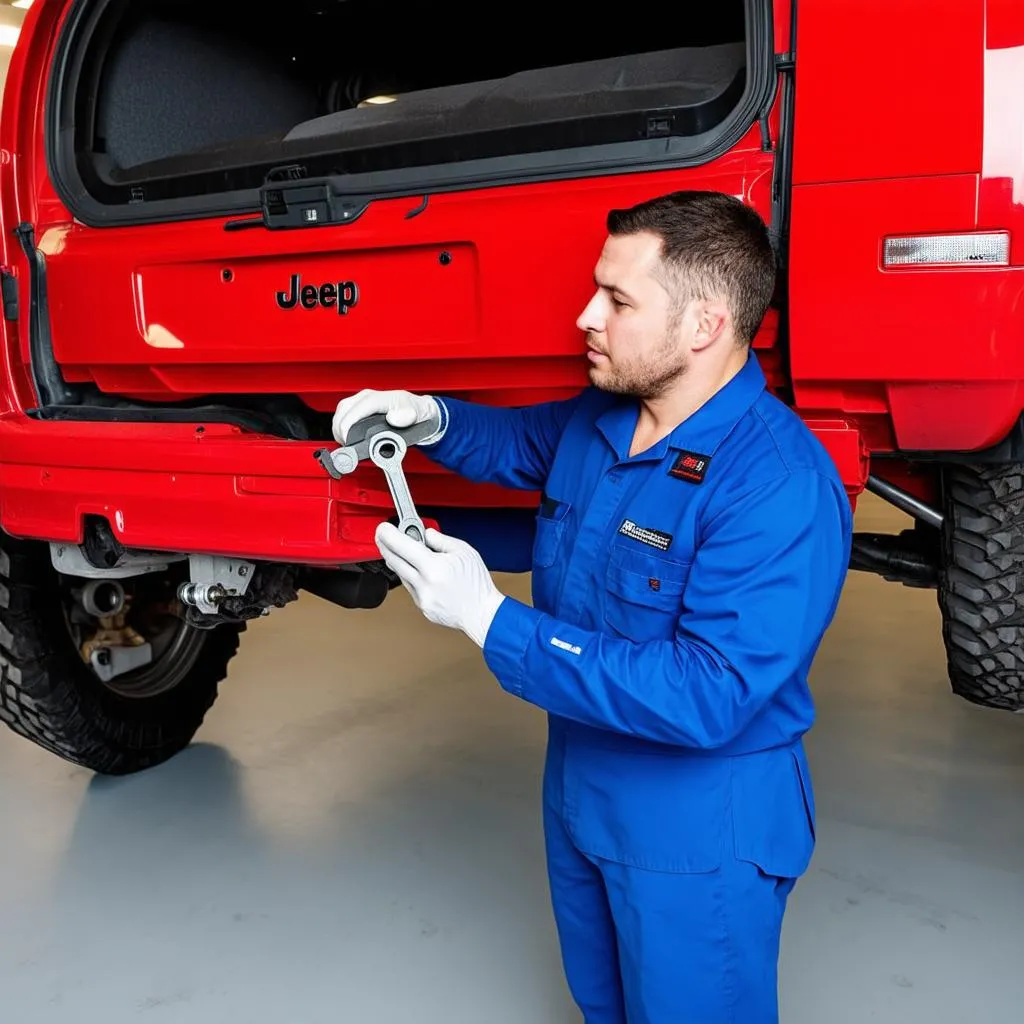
[{"x1": 420, "y1": 351, "x2": 853, "y2": 1023}]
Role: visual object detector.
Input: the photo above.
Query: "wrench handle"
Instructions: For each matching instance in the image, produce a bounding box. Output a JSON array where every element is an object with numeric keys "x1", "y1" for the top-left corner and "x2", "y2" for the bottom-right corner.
[{"x1": 369, "y1": 433, "x2": 427, "y2": 544}]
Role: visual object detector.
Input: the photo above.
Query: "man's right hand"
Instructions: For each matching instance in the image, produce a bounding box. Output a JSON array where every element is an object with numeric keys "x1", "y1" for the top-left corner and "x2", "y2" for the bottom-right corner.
[{"x1": 332, "y1": 388, "x2": 443, "y2": 445}]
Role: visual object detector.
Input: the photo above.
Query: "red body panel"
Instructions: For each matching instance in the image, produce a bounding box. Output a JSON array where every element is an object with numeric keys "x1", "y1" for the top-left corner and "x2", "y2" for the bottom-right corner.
[
  {"x1": 791, "y1": 0, "x2": 985, "y2": 185},
  {"x1": 788, "y1": 0, "x2": 1024, "y2": 455},
  {"x1": 0, "y1": 0, "x2": 1022, "y2": 565},
  {"x1": 0, "y1": 1, "x2": 801, "y2": 563}
]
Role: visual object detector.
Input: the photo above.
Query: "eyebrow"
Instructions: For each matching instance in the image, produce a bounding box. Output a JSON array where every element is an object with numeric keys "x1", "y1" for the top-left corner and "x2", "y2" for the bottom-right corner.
[{"x1": 594, "y1": 274, "x2": 635, "y2": 303}]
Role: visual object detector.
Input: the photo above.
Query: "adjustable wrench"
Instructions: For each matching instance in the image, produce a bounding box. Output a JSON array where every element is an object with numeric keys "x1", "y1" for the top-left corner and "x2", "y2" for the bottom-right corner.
[{"x1": 314, "y1": 414, "x2": 434, "y2": 543}]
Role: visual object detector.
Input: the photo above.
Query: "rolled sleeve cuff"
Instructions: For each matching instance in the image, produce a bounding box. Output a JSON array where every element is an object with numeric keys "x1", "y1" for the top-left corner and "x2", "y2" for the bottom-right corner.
[
  {"x1": 419, "y1": 396, "x2": 451, "y2": 447},
  {"x1": 482, "y1": 596, "x2": 542, "y2": 699}
]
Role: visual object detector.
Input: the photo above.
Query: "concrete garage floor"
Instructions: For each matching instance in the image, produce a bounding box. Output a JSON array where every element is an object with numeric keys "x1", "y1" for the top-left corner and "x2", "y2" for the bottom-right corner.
[{"x1": 1, "y1": 496, "x2": 1022, "y2": 1023}]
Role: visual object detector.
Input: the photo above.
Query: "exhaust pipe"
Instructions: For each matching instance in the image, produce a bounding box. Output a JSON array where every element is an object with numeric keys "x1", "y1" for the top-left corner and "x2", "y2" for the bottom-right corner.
[
  {"x1": 299, "y1": 568, "x2": 391, "y2": 610},
  {"x1": 79, "y1": 579, "x2": 126, "y2": 617}
]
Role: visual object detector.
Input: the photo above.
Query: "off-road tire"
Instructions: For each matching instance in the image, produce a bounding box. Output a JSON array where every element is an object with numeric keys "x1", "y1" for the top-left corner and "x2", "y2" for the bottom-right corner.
[
  {"x1": 0, "y1": 534, "x2": 243, "y2": 774},
  {"x1": 939, "y1": 463, "x2": 1024, "y2": 711}
]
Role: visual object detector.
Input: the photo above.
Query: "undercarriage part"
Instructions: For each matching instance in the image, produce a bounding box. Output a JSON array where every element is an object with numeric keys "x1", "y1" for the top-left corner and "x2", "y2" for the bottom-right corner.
[
  {"x1": 866, "y1": 473, "x2": 943, "y2": 530},
  {"x1": 177, "y1": 554, "x2": 256, "y2": 615},
  {"x1": 70, "y1": 578, "x2": 154, "y2": 683},
  {"x1": 186, "y1": 555, "x2": 256, "y2": 595},
  {"x1": 50, "y1": 515, "x2": 187, "y2": 579},
  {"x1": 180, "y1": 561, "x2": 300, "y2": 628},
  {"x1": 50, "y1": 540, "x2": 179, "y2": 579},
  {"x1": 52, "y1": 528, "x2": 302, "y2": 628},
  {"x1": 299, "y1": 565, "x2": 392, "y2": 609},
  {"x1": 82, "y1": 514, "x2": 124, "y2": 568},
  {"x1": 76, "y1": 579, "x2": 126, "y2": 617},
  {"x1": 849, "y1": 529, "x2": 939, "y2": 588},
  {"x1": 177, "y1": 582, "x2": 228, "y2": 616},
  {"x1": 90, "y1": 641, "x2": 153, "y2": 683}
]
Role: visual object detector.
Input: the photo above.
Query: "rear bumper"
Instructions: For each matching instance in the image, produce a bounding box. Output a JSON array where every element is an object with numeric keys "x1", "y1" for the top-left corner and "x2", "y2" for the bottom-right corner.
[
  {"x1": 802, "y1": 417, "x2": 870, "y2": 501},
  {"x1": 0, "y1": 414, "x2": 868, "y2": 567},
  {"x1": 0, "y1": 415, "x2": 531, "y2": 566}
]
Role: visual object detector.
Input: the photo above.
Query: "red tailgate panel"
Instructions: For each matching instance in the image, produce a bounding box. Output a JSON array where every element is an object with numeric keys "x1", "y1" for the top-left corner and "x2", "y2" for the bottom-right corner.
[{"x1": 41, "y1": 157, "x2": 774, "y2": 412}]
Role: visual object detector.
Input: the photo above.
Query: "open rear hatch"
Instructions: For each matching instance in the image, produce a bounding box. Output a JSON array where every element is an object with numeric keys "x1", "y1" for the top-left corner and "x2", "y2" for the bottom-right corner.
[{"x1": 19, "y1": 0, "x2": 776, "y2": 435}]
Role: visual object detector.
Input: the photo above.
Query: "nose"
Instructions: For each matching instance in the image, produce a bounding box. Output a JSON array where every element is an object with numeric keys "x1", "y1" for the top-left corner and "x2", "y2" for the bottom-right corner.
[{"x1": 576, "y1": 290, "x2": 606, "y2": 335}]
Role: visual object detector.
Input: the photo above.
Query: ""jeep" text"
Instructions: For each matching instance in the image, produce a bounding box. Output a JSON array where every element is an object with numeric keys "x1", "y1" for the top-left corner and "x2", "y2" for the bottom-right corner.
[{"x1": 276, "y1": 273, "x2": 359, "y2": 315}]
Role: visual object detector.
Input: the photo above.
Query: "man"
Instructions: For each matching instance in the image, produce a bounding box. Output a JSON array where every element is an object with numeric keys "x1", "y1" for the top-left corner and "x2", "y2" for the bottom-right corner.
[{"x1": 333, "y1": 190, "x2": 853, "y2": 1023}]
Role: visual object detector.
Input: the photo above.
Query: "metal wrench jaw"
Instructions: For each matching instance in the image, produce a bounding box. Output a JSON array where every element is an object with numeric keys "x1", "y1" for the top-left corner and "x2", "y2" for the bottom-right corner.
[
  {"x1": 368, "y1": 431, "x2": 427, "y2": 544},
  {"x1": 314, "y1": 412, "x2": 440, "y2": 481},
  {"x1": 325, "y1": 446, "x2": 360, "y2": 477},
  {"x1": 312, "y1": 446, "x2": 355, "y2": 479}
]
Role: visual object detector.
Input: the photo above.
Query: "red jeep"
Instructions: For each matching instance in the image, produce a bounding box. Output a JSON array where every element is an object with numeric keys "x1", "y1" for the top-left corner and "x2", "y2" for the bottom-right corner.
[{"x1": 0, "y1": 0, "x2": 1020, "y2": 774}]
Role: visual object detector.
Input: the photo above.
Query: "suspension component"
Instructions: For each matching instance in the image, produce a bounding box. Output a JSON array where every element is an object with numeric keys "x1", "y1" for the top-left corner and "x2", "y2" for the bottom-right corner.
[{"x1": 177, "y1": 581, "x2": 228, "y2": 615}]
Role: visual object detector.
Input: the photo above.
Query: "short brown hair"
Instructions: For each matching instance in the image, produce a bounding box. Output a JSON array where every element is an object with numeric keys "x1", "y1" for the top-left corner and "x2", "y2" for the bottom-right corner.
[{"x1": 606, "y1": 190, "x2": 776, "y2": 345}]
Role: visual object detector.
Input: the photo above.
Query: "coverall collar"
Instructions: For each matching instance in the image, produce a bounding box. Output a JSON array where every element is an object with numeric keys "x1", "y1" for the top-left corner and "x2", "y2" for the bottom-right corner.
[{"x1": 596, "y1": 349, "x2": 767, "y2": 465}]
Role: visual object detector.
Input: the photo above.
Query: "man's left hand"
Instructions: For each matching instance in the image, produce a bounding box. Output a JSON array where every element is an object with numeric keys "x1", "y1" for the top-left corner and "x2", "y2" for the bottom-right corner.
[{"x1": 375, "y1": 523, "x2": 506, "y2": 648}]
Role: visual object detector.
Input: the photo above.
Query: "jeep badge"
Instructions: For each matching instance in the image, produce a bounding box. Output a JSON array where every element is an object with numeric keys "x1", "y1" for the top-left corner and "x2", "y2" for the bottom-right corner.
[{"x1": 276, "y1": 273, "x2": 359, "y2": 315}]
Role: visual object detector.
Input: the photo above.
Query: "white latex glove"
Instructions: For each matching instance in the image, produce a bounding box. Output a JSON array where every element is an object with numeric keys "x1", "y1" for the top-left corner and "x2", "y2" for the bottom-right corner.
[
  {"x1": 332, "y1": 388, "x2": 444, "y2": 444},
  {"x1": 375, "y1": 522, "x2": 506, "y2": 648}
]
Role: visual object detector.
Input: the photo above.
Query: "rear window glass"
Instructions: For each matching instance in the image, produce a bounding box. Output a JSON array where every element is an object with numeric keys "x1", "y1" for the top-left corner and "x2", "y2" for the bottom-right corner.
[{"x1": 53, "y1": 0, "x2": 755, "y2": 214}]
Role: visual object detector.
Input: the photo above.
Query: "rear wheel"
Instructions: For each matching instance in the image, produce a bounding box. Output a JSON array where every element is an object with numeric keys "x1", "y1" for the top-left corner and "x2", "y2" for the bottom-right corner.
[
  {"x1": 939, "y1": 463, "x2": 1024, "y2": 711},
  {"x1": 0, "y1": 534, "x2": 243, "y2": 774}
]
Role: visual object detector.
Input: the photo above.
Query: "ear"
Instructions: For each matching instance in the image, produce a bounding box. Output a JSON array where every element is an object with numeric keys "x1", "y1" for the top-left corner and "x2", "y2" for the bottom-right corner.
[{"x1": 690, "y1": 299, "x2": 730, "y2": 351}]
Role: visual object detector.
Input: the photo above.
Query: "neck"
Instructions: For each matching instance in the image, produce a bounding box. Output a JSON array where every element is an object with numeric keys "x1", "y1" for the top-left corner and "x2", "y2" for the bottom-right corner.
[{"x1": 633, "y1": 346, "x2": 748, "y2": 452}]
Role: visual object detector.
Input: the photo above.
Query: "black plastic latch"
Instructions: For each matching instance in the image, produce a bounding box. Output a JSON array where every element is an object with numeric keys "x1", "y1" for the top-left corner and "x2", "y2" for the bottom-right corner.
[
  {"x1": 260, "y1": 179, "x2": 371, "y2": 230},
  {"x1": 1, "y1": 269, "x2": 17, "y2": 321},
  {"x1": 646, "y1": 115, "x2": 673, "y2": 139}
]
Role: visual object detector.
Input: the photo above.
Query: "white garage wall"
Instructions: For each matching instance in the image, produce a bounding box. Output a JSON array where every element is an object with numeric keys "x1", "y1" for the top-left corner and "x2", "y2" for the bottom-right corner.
[
  {"x1": 0, "y1": 49, "x2": 15, "y2": 99},
  {"x1": 0, "y1": 2, "x2": 29, "y2": 106}
]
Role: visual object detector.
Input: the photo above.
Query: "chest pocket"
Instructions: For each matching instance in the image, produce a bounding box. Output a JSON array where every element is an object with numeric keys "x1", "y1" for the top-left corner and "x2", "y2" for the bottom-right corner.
[
  {"x1": 604, "y1": 543, "x2": 691, "y2": 643},
  {"x1": 533, "y1": 494, "x2": 571, "y2": 568},
  {"x1": 532, "y1": 495, "x2": 573, "y2": 614}
]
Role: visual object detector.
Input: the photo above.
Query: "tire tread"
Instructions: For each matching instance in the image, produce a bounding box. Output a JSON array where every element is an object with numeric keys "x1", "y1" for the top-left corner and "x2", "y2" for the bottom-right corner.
[{"x1": 940, "y1": 464, "x2": 1024, "y2": 710}]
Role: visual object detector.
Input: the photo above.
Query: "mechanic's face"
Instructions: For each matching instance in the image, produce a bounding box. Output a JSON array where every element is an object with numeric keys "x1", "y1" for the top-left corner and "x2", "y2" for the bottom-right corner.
[{"x1": 576, "y1": 231, "x2": 690, "y2": 400}]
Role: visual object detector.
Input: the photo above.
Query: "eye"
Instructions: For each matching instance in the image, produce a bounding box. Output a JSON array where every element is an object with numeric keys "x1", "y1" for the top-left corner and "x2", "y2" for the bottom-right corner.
[{"x1": 612, "y1": 297, "x2": 627, "y2": 309}]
